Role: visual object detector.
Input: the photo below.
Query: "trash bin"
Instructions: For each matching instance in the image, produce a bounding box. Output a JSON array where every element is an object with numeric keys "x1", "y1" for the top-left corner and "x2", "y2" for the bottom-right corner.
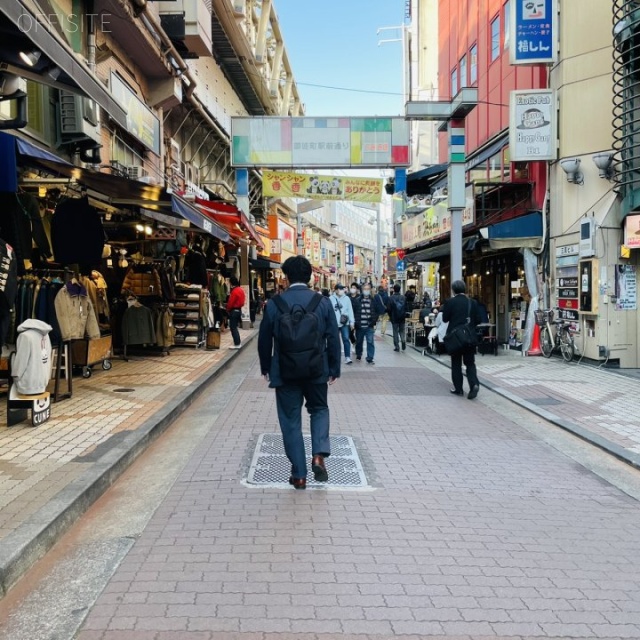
[{"x1": 206, "y1": 329, "x2": 221, "y2": 350}]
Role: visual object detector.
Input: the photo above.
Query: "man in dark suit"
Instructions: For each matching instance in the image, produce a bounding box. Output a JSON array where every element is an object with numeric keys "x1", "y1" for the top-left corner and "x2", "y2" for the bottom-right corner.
[
  {"x1": 258, "y1": 256, "x2": 341, "y2": 490},
  {"x1": 442, "y1": 280, "x2": 481, "y2": 399}
]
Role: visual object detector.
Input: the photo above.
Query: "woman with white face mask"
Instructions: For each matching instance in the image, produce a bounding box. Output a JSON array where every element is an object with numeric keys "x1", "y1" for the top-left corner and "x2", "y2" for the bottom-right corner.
[
  {"x1": 329, "y1": 284, "x2": 355, "y2": 364},
  {"x1": 354, "y1": 283, "x2": 379, "y2": 364}
]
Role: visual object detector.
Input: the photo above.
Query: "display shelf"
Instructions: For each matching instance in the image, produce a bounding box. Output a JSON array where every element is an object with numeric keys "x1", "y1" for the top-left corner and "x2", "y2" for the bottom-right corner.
[{"x1": 172, "y1": 286, "x2": 205, "y2": 348}]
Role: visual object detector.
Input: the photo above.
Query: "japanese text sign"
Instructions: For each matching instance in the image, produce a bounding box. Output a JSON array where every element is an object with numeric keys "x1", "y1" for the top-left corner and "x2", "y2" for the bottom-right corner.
[
  {"x1": 510, "y1": 0, "x2": 557, "y2": 65},
  {"x1": 262, "y1": 171, "x2": 383, "y2": 204}
]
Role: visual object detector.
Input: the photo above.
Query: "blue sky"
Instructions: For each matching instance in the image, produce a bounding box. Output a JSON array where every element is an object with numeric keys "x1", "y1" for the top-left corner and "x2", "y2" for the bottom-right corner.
[{"x1": 274, "y1": 0, "x2": 407, "y2": 117}]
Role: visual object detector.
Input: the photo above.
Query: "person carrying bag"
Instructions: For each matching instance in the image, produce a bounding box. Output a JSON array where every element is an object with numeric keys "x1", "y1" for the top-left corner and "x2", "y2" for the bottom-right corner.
[{"x1": 441, "y1": 280, "x2": 481, "y2": 399}]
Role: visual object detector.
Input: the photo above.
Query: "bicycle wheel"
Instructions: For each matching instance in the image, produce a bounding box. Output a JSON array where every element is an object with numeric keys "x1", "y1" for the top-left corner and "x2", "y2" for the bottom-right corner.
[
  {"x1": 559, "y1": 331, "x2": 575, "y2": 362},
  {"x1": 540, "y1": 326, "x2": 553, "y2": 358}
]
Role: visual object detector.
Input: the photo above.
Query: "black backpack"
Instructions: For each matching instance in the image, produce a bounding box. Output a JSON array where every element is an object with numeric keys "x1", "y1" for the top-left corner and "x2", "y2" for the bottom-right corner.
[
  {"x1": 273, "y1": 294, "x2": 325, "y2": 381},
  {"x1": 391, "y1": 294, "x2": 406, "y2": 321}
]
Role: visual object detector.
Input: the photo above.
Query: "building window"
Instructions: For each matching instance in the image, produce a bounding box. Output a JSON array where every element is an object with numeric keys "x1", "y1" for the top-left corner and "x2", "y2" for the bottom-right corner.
[
  {"x1": 504, "y1": 0, "x2": 511, "y2": 50},
  {"x1": 470, "y1": 44, "x2": 478, "y2": 84},
  {"x1": 451, "y1": 67, "x2": 458, "y2": 96},
  {"x1": 490, "y1": 15, "x2": 500, "y2": 61},
  {"x1": 460, "y1": 55, "x2": 468, "y2": 88}
]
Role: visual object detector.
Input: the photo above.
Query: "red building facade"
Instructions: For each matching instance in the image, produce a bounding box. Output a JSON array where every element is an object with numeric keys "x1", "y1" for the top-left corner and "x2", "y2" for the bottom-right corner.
[{"x1": 438, "y1": 0, "x2": 547, "y2": 208}]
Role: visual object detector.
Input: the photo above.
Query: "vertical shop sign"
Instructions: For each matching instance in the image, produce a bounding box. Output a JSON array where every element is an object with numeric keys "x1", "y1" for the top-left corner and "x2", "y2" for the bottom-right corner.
[
  {"x1": 509, "y1": 90, "x2": 556, "y2": 161},
  {"x1": 304, "y1": 229, "x2": 313, "y2": 261},
  {"x1": 345, "y1": 243, "x2": 355, "y2": 267},
  {"x1": 510, "y1": 0, "x2": 558, "y2": 65},
  {"x1": 312, "y1": 232, "x2": 321, "y2": 265}
]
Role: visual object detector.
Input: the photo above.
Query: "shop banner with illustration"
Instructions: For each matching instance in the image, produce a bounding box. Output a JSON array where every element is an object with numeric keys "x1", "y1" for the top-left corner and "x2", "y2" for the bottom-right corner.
[
  {"x1": 401, "y1": 197, "x2": 475, "y2": 249},
  {"x1": 263, "y1": 171, "x2": 383, "y2": 204},
  {"x1": 616, "y1": 264, "x2": 637, "y2": 310}
]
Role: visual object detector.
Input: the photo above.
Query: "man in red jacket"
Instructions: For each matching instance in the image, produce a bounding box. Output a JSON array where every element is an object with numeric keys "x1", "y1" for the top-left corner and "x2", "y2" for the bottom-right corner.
[{"x1": 226, "y1": 276, "x2": 245, "y2": 349}]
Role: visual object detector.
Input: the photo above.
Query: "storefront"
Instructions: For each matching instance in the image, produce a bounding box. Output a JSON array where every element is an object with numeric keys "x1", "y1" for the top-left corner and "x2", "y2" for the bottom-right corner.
[{"x1": 0, "y1": 131, "x2": 262, "y2": 396}]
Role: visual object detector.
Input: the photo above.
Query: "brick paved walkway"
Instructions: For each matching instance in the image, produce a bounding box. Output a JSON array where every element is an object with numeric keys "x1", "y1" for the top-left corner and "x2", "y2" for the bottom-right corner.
[
  {"x1": 0, "y1": 328, "x2": 254, "y2": 544},
  {"x1": 76, "y1": 337, "x2": 640, "y2": 640},
  {"x1": 420, "y1": 346, "x2": 640, "y2": 461}
]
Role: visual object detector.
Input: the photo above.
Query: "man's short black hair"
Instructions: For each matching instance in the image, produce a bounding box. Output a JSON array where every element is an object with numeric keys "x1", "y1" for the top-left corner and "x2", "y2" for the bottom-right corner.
[
  {"x1": 229, "y1": 276, "x2": 240, "y2": 287},
  {"x1": 393, "y1": 283, "x2": 401, "y2": 293},
  {"x1": 452, "y1": 279, "x2": 466, "y2": 294},
  {"x1": 282, "y1": 255, "x2": 312, "y2": 284},
  {"x1": 351, "y1": 282, "x2": 360, "y2": 289}
]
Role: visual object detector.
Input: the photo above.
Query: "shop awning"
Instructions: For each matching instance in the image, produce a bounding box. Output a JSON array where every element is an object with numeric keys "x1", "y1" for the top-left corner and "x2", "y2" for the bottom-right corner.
[
  {"x1": 0, "y1": 3, "x2": 127, "y2": 128},
  {"x1": 407, "y1": 237, "x2": 477, "y2": 262},
  {"x1": 4, "y1": 132, "x2": 230, "y2": 241},
  {"x1": 250, "y1": 257, "x2": 280, "y2": 270},
  {"x1": 488, "y1": 211, "x2": 543, "y2": 250},
  {"x1": 195, "y1": 197, "x2": 265, "y2": 250},
  {"x1": 170, "y1": 196, "x2": 230, "y2": 242}
]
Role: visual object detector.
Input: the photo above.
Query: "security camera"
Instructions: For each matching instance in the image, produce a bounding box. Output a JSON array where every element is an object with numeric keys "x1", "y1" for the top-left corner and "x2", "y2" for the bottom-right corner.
[{"x1": 592, "y1": 152, "x2": 614, "y2": 180}]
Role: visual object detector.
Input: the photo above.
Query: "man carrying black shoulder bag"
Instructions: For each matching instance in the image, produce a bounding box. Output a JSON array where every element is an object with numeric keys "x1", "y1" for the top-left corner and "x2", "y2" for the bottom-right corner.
[{"x1": 442, "y1": 280, "x2": 481, "y2": 400}]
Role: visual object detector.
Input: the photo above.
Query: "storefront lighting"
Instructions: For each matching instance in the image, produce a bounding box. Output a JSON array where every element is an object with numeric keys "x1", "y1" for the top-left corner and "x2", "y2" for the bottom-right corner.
[
  {"x1": 38, "y1": 186, "x2": 46, "y2": 198},
  {"x1": 19, "y1": 49, "x2": 41, "y2": 67},
  {"x1": 145, "y1": 225, "x2": 153, "y2": 235}
]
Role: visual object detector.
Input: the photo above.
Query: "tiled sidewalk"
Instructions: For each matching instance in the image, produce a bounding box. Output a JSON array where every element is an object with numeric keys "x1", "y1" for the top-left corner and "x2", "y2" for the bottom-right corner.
[
  {"x1": 0, "y1": 327, "x2": 256, "y2": 593},
  {"x1": 420, "y1": 344, "x2": 640, "y2": 465}
]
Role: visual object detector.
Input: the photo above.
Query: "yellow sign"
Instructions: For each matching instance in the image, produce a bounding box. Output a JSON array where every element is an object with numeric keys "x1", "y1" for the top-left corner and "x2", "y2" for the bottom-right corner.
[
  {"x1": 401, "y1": 198, "x2": 475, "y2": 249},
  {"x1": 263, "y1": 171, "x2": 383, "y2": 203}
]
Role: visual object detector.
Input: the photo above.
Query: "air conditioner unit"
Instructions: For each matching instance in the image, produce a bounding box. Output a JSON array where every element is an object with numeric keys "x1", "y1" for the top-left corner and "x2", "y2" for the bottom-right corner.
[
  {"x1": 138, "y1": 175, "x2": 160, "y2": 186},
  {"x1": 232, "y1": 0, "x2": 245, "y2": 15},
  {"x1": 157, "y1": 0, "x2": 212, "y2": 57},
  {"x1": 127, "y1": 165, "x2": 148, "y2": 180},
  {"x1": 57, "y1": 91, "x2": 100, "y2": 146},
  {"x1": 169, "y1": 138, "x2": 181, "y2": 169}
]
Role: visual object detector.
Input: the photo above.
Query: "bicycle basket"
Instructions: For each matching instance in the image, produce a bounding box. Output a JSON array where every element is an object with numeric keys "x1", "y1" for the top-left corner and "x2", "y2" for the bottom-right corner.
[{"x1": 534, "y1": 309, "x2": 553, "y2": 326}]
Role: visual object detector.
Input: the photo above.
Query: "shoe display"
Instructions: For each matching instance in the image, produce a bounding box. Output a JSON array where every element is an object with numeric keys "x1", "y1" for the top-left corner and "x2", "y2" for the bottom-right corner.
[
  {"x1": 468, "y1": 384, "x2": 480, "y2": 400},
  {"x1": 345, "y1": 358, "x2": 353, "y2": 364},
  {"x1": 289, "y1": 476, "x2": 307, "y2": 490},
  {"x1": 312, "y1": 455, "x2": 328, "y2": 482},
  {"x1": 450, "y1": 388, "x2": 464, "y2": 396}
]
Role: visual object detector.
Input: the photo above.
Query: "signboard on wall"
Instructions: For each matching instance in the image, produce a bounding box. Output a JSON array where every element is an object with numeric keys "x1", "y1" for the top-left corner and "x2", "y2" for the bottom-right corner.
[
  {"x1": 510, "y1": 0, "x2": 558, "y2": 65},
  {"x1": 232, "y1": 117, "x2": 410, "y2": 168},
  {"x1": 110, "y1": 73, "x2": 161, "y2": 155},
  {"x1": 277, "y1": 219, "x2": 295, "y2": 253},
  {"x1": 345, "y1": 243, "x2": 355, "y2": 267},
  {"x1": 509, "y1": 90, "x2": 556, "y2": 161},
  {"x1": 400, "y1": 195, "x2": 475, "y2": 249},
  {"x1": 616, "y1": 264, "x2": 637, "y2": 310},
  {"x1": 624, "y1": 214, "x2": 640, "y2": 249},
  {"x1": 262, "y1": 171, "x2": 383, "y2": 203}
]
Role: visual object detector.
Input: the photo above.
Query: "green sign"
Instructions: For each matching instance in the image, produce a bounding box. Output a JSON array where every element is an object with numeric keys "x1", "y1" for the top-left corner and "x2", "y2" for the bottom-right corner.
[{"x1": 110, "y1": 73, "x2": 160, "y2": 155}]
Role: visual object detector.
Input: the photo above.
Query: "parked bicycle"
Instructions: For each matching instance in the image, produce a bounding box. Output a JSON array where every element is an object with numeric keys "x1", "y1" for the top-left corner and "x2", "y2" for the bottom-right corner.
[{"x1": 534, "y1": 309, "x2": 575, "y2": 362}]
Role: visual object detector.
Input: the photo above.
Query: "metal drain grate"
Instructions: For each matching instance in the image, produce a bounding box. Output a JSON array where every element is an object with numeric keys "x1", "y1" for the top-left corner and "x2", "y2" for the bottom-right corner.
[{"x1": 247, "y1": 434, "x2": 368, "y2": 488}]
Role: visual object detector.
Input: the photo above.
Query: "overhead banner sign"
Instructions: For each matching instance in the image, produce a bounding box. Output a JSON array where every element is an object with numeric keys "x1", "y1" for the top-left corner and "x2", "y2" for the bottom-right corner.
[
  {"x1": 509, "y1": 90, "x2": 556, "y2": 162},
  {"x1": 262, "y1": 171, "x2": 383, "y2": 203},
  {"x1": 401, "y1": 196, "x2": 475, "y2": 249},
  {"x1": 232, "y1": 117, "x2": 410, "y2": 168},
  {"x1": 510, "y1": 0, "x2": 558, "y2": 65}
]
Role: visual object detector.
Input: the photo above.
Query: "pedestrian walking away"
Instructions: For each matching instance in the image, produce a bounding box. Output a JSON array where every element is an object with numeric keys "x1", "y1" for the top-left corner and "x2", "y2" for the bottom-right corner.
[
  {"x1": 258, "y1": 256, "x2": 341, "y2": 490},
  {"x1": 389, "y1": 283, "x2": 407, "y2": 351},
  {"x1": 226, "y1": 275, "x2": 245, "y2": 349},
  {"x1": 354, "y1": 282, "x2": 379, "y2": 364},
  {"x1": 329, "y1": 283, "x2": 355, "y2": 364},
  {"x1": 442, "y1": 279, "x2": 481, "y2": 399},
  {"x1": 348, "y1": 281, "x2": 361, "y2": 347},
  {"x1": 374, "y1": 284, "x2": 389, "y2": 336}
]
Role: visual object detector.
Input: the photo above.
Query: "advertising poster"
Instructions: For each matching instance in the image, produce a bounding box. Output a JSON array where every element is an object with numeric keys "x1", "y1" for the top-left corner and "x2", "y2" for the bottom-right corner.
[
  {"x1": 624, "y1": 214, "x2": 640, "y2": 249},
  {"x1": 276, "y1": 219, "x2": 295, "y2": 253},
  {"x1": 263, "y1": 171, "x2": 383, "y2": 203},
  {"x1": 509, "y1": 90, "x2": 556, "y2": 161},
  {"x1": 616, "y1": 264, "x2": 637, "y2": 310}
]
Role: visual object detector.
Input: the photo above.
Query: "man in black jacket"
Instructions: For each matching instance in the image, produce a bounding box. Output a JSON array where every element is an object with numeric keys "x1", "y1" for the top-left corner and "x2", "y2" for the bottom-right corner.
[
  {"x1": 442, "y1": 280, "x2": 482, "y2": 399},
  {"x1": 258, "y1": 256, "x2": 341, "y2": 490}
]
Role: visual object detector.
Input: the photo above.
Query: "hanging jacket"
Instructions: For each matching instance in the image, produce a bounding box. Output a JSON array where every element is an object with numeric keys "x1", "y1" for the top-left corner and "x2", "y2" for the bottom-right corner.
[
  {"x1": 121, "y1": 266, "x2": 162, "y2": 297},
  {"x1": 121, "y1": 304, "x2": 156, "y2": 345},
  {"x1": 12, "y1": 319, "x2": 53, "y2": 395},
  {"x1": 54, "y1": 282, "x2": 101, "y2": 341},
  {"x1": 0, "y1": 238, "x2": 18, "y2": 346},
  {"x1": 155, "y1": 308, "x2": 175, "y2": 347},
  {"x1": 51, "y1": 196, "x2": 104, "y2": 266}
]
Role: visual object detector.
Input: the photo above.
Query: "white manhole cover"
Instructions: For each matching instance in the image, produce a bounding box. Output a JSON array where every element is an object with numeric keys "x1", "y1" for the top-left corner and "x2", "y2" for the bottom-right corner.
[{"x1": 247, "y1": 434, "x2": 368, "y2": 488}]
